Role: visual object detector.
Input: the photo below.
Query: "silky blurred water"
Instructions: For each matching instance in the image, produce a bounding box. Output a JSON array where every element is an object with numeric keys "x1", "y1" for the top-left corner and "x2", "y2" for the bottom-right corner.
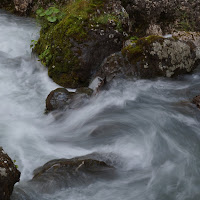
[{"x1": 1, "y1": 10, "x2": 200, "y2": 200}]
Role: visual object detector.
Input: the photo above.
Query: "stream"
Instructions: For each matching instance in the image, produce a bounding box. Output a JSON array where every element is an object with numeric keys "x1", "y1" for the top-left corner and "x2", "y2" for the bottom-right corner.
[{"x1": 1, "y1": 10, "x2": 200, "y2": 200}]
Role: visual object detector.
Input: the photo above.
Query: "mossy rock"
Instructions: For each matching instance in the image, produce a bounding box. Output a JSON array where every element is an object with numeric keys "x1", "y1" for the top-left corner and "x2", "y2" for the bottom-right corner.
[
  {"x1": 94, "y1": 35, "x2": 200, "y2": 83},
  {"x1": 34, "y1": 0, "x2": 130, "y2": 88}
]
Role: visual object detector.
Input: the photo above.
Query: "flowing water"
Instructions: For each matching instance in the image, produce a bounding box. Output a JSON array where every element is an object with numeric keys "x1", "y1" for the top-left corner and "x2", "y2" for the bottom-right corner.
[{"x1": 1, "y1": 10, "x2": 200, "y2": 200}]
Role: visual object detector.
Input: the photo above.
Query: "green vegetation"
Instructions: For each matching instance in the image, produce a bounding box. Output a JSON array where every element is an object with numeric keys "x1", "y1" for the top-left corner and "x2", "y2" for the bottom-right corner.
[
  {"x1": 36, "y1": 6, "x2": 65, "y2": 28},
  {"x1": 130, "y1": 36, "x2": 139, "y2": 41},
  {"x1": 33, "y1": 0, "x2": 110, "y2": 88},
  {"x1": 30, "y1": 39, "x2": 38, "y2": 48},
  {"x1": 94, "y1": 13, "x2": 123, "y2": 32},
  {"x1": 13, "y1": 160, "x2": 18, "y2": 169},
  {"x1": 176, "y1": 11, "x2": 195, "y2": 31},
  {"x1": 122, "y1": 35, "x2": 163, "y2": 63}
]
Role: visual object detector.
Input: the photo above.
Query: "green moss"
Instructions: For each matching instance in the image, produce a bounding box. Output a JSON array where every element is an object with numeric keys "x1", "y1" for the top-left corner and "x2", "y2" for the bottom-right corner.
[
  {"x1": 94, "y1": 13, "x2": 123, "y2": 32},
  {"x1": 122, "y1": 35, "x2": 163, "y2": 64},
  {"x1": 176, "y1": 10, "x2": 195, "y2": 32},
  {"x1": 34, "y1": 0, "x2": 107, "y2": 88}
]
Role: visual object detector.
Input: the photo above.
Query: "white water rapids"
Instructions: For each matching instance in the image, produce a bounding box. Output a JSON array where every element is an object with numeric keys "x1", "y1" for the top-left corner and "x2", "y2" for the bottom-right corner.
[{"x1": 1, "y1": 10, "x2": 200, "y2": 200}]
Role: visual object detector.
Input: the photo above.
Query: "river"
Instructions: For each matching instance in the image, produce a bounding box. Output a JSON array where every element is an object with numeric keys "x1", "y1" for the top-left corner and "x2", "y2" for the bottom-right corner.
[{"x1": 1, "y1": 10, "x2": 200, "y2": 200}]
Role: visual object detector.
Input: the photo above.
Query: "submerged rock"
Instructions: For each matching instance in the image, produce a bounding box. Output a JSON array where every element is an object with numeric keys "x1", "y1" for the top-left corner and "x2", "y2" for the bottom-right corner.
[
  {"x1": 93, "y1": 35, "x2": 200, "y2": 84},
  {"x1": 46, "y1": 87, "x2": 93, "y2": 112},
  {"x1": 0, "y1": 147, "x2": 20, "y2": 200},
  {"x1": 192, "y1": 95, "x2": 200, "y2": 109},
  {"x1": 30, "y1": 156, "x2": 114, "y2": 193}
]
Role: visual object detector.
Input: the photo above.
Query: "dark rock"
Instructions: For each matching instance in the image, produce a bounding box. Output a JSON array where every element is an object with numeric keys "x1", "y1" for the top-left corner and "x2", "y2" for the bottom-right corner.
[
  {"x1": 46, "y1": 88, "x2": 72, "y2": 112},
  {"x1": 46, "y1": 87, "x2": 93, "y2": 112},
  {"x1": 0, "y1": 147, "x2": 20, "y2": 200},
  {"x1": 30, "y1": 156, "x2": 114, "y2": 193},
  {"x1": 192, "y1": 95, "x2": 200, "y2": 108},
  {"x1": 93, "y1": 35, "x2": 200, "y2": 85}
]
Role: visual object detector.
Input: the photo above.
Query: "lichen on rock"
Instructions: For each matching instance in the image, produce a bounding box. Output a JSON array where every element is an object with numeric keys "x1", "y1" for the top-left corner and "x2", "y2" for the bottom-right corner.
[{"x1": 93, "y1": 35, "x2": 200, "y2": 84}]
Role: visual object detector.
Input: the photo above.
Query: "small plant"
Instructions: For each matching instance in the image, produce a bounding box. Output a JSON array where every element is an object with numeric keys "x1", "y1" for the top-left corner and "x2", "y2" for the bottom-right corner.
[
  {"x1": 130, "y1": 36, "x2": 138, "y2": 41},
  {"x1": 30, "y1": 39, "x2": 38, "y2": 48},
  {"x1": 38, "y1": 45, "x2": 52, "y2": 66},
  {"x1": 13, "y1": 160, "x2": 18, "y2": 169},
  {"x1": 36, "y1": 7, "x2": 64, "y2": 26},
  {"x1": 176, "y1": 11, "x2": 195, "y2": 31},
  {"x1": 95, "y1": 13, "x2": 123, "y2": 32}
]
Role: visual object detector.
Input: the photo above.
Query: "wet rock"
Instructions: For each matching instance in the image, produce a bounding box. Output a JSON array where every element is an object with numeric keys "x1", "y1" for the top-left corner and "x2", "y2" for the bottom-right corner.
[
  {"x1": 93, "y1": 35, "x2": 200, "y2": 84},
  {"x1": 0, "y1": 147, "x2": 20, "y2": 200},
  {"x1": 192, "y1": 95, "x2": 200, "y2": 109},
  {"x1": 46, "y1": 87, "x2": 93, "y2": 112},
  {"x1": 30, "y1": 156, "x2": 114, "y2": 193},
  {"x1": 46, "y1": 88, "x2": 72, "y2": 112}
]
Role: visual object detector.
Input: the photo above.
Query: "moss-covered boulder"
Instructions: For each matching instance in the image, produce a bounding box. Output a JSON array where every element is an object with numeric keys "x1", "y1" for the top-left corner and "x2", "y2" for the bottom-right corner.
[
  {"x1": 0, "y1": 147, "x2": 20, "y2": 200},
  {"x1": 93, "y1": 35, "x2": 200, "y2": 83},
  {"x1": 34, "y1": 0, "x2": 130, "y2": 88}
]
